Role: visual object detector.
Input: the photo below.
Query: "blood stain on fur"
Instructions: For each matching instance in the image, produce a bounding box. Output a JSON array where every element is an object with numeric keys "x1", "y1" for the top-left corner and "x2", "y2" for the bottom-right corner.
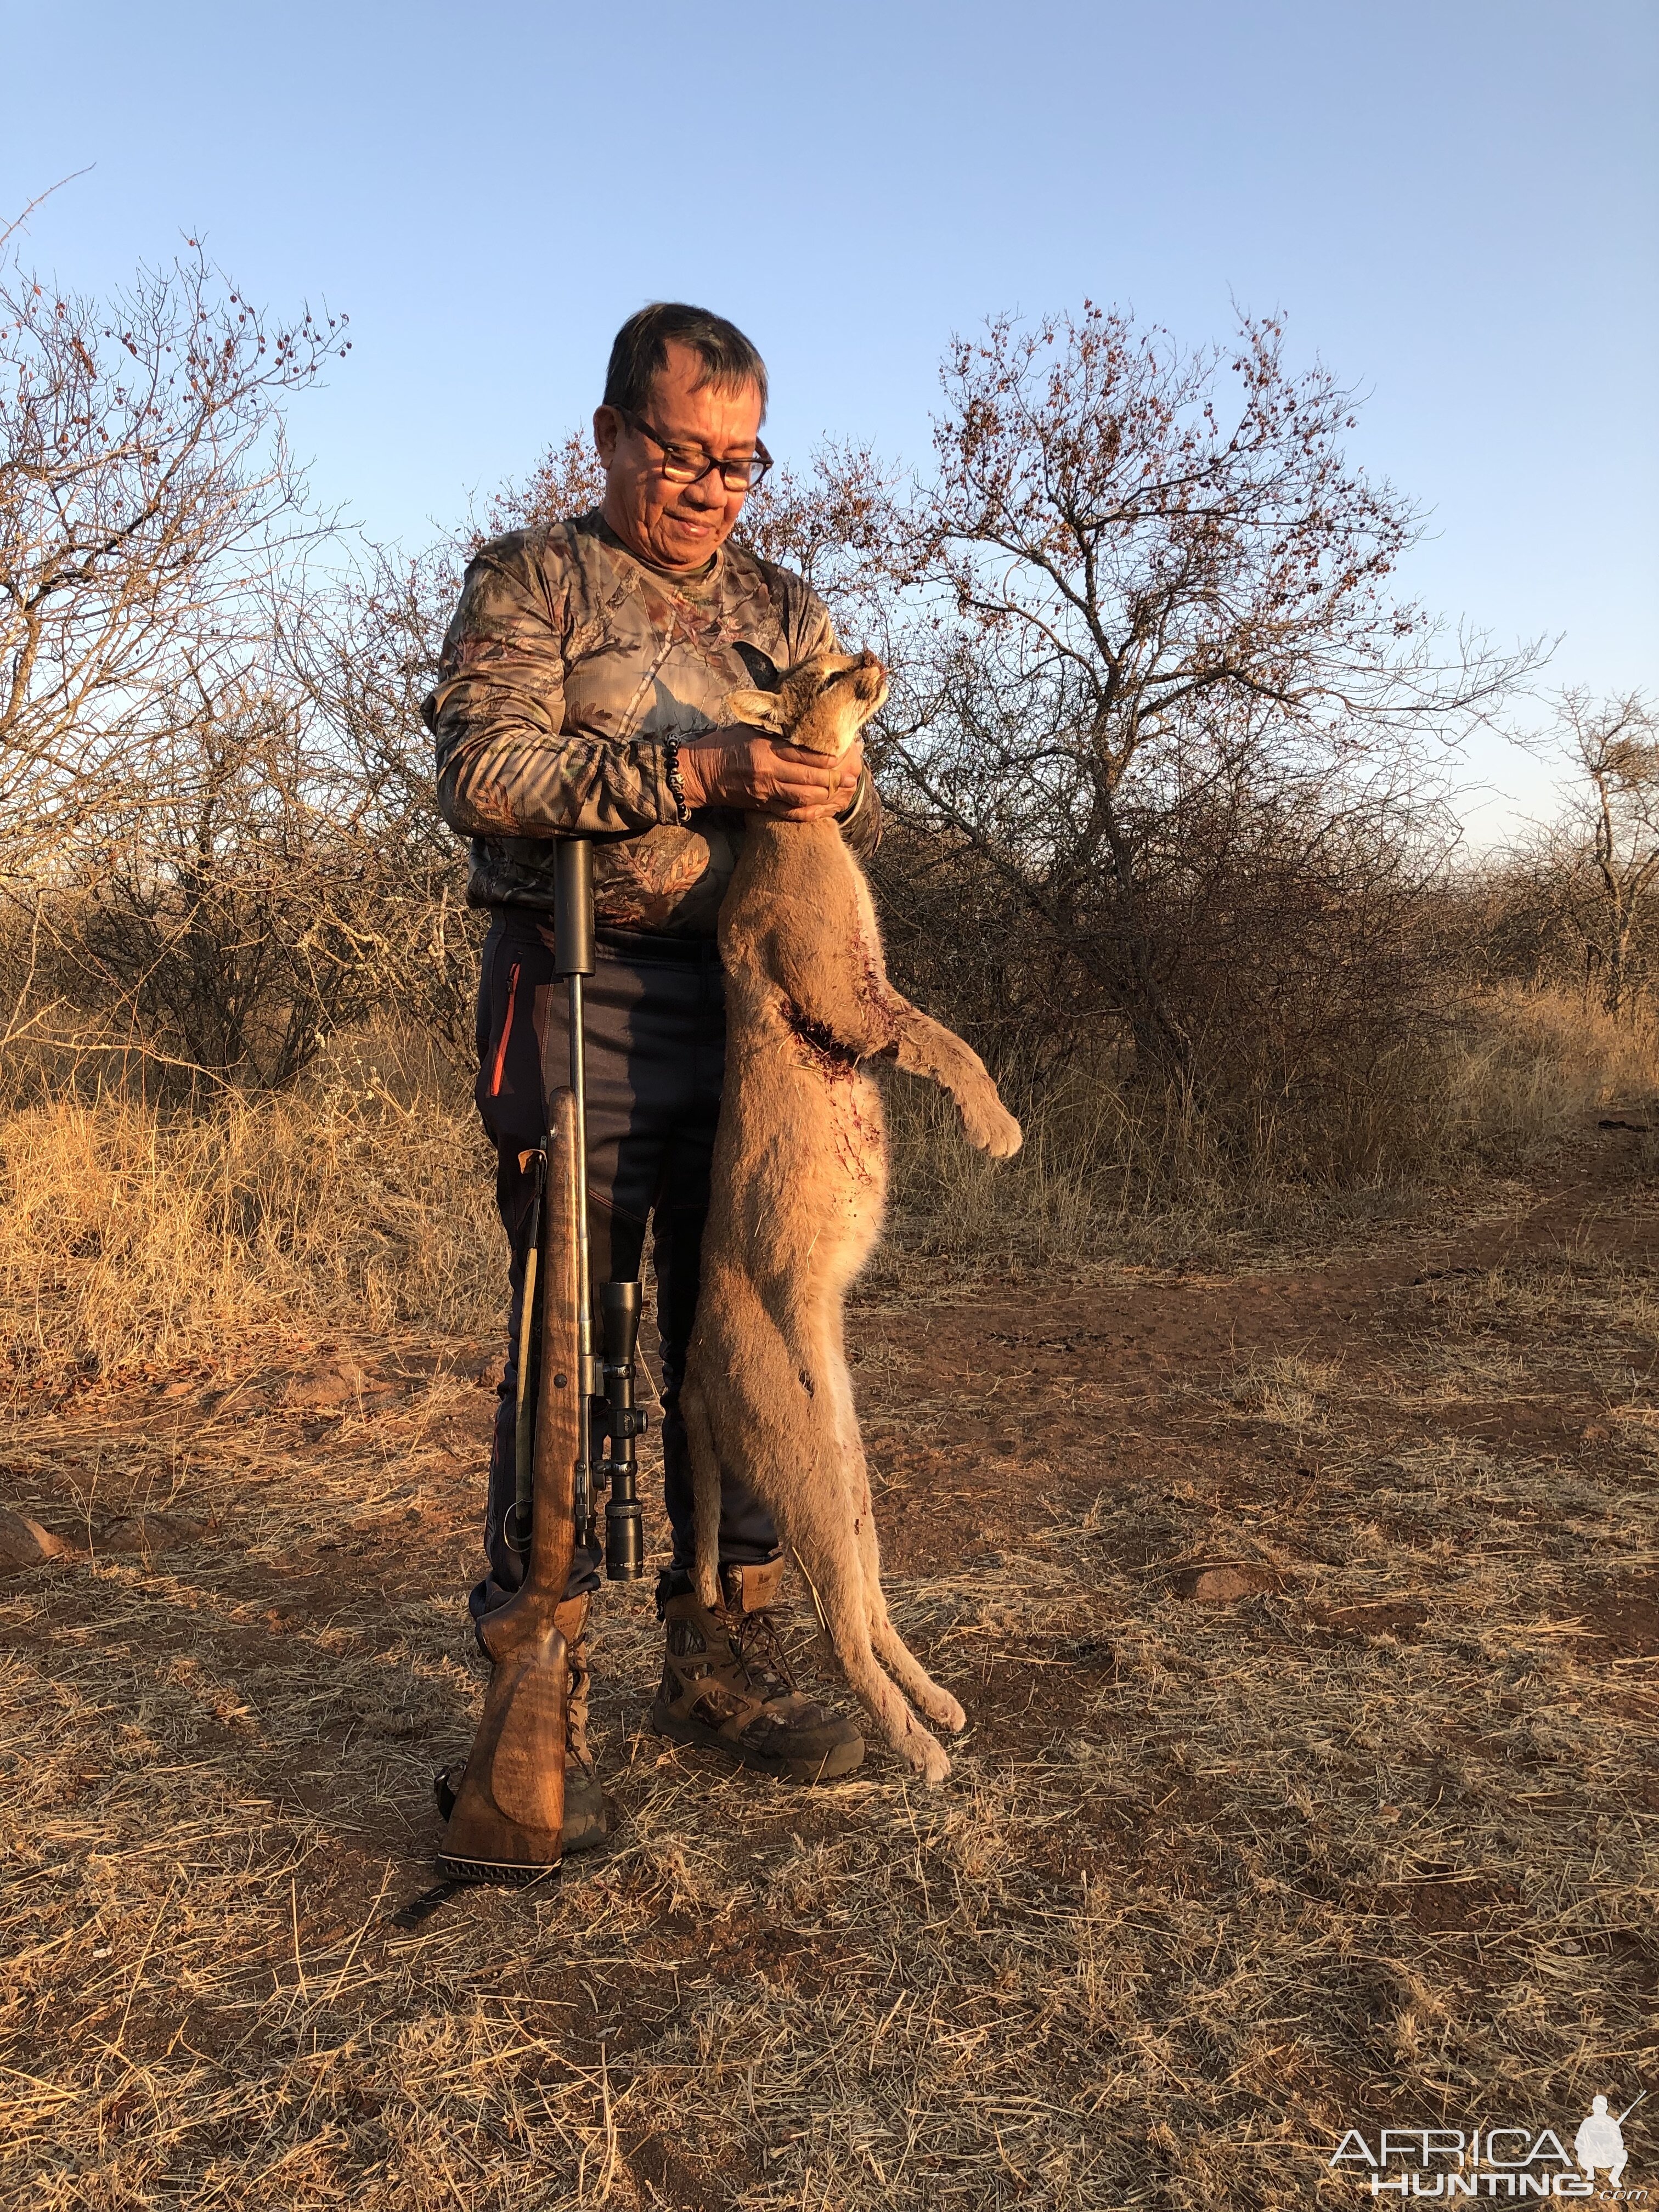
[{"x1": 783, "y1": 1002, "x2": 860, "y2": 1075}]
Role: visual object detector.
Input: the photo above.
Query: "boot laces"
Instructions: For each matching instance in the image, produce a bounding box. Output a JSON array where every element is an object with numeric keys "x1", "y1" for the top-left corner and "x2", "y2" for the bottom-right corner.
[{"x1": 732, "y1": 1607, "x2": 798, "y2": 1700}]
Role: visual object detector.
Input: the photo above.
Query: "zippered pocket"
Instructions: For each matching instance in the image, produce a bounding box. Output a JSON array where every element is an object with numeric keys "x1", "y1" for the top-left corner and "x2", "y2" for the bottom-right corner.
[{"x1": 488, "y1": 959, "x2": 522, "y2": 1098}]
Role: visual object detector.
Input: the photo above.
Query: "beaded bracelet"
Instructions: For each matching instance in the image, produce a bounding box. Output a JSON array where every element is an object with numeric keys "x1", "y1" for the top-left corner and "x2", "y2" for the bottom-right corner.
[{"x1": 663, "y1": 737, "x2": 691, "y2": 824}]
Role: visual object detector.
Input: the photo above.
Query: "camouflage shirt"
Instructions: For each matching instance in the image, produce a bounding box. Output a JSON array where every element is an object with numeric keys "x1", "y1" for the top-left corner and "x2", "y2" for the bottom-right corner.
[{"x1": 423, "y1": 509, "x2": 881, "y2": 935}]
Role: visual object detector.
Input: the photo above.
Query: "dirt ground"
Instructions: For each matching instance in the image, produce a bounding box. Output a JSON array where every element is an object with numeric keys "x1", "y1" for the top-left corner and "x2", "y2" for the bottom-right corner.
[{"x1": 3, "y1": 1126, "x2": 1657, "y2": 2209}]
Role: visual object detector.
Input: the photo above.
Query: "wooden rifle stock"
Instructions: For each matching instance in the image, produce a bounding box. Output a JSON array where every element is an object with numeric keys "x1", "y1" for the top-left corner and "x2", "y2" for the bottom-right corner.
[{"x1": 438, "y1": 1087, "x2": 582, "y2": 1881}]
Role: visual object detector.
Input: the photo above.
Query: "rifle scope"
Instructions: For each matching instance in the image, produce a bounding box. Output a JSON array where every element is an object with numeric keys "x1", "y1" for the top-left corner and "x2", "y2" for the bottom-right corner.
[{"x1": 600, "y1": 1279, "x2": 647, "y2": 1580}]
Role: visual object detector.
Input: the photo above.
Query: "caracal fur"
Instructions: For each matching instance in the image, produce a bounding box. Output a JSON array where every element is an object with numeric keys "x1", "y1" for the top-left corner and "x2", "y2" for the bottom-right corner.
[{"x1": 681, "y1": 650, "x2": 1022, "y2": 1786}]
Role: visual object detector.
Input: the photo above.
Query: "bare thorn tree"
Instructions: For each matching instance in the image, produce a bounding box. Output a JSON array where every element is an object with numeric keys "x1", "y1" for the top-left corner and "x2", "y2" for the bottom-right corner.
[
  {"x1": 874, "y1": 304, "x2": 1540, "y2": 1086},
  {"x1": 1547, "y1": 688, "x2": 1659, "y2": 1018},
  {"x1": 733, "y1": 442, "x2": 899, "y2": 635},
  {"x1": 278, "y1": 541, "x2": 484, "y2": 1061},
  {"x1": 481, "y1": 430, "x2": 607, "y2": 544},
  {"x1": 0, "y1": 236, "x2": 347, "y2": 881}
]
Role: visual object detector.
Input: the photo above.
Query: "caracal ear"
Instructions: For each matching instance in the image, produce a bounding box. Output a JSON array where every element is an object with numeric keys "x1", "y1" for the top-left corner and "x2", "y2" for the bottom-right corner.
[{"x1": 721, "y1": 686, "x2": 791, "y2": 736}]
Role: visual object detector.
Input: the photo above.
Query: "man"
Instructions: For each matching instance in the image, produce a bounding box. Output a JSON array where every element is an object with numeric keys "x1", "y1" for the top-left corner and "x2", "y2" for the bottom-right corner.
[{"x1": 424, "y1": 302, "x2": 876, "y2": 1849}]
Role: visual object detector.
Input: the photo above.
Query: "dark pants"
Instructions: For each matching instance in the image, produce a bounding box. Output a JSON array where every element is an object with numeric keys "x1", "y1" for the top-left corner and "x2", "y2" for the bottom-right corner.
[{"x1": 469, "y1": 912, "x2": 781, "y2": 1632}]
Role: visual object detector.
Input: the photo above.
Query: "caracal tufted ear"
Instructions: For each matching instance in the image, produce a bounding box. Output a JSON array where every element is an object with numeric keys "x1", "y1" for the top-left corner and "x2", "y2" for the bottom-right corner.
[{"x1": 722, "y1": 686, "x2": 791, "y2": 736}]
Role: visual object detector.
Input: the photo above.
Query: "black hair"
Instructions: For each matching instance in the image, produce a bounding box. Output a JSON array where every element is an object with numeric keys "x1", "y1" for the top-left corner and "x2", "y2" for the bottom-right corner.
[{"x1": 602, "y1": 302, "x2": 769, "y2": 422}]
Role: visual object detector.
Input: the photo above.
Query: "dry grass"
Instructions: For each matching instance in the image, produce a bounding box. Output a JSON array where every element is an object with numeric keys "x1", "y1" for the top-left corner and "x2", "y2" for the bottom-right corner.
[
  {"x1": 0, "y1": 1039, "x2": 498, "y2": 1386},
  {"x1": 3, "y1": 1172, "x2": 1658, "y2": 2204},
  {"x1": 1440, "y1": 987, "x2": 1659, "y2": 1152},
  {"x1": 1, "y1": 1002, "x2": 1657, "y2": 2205},
  {"x1": 1217, "y1": 1351, "x2": 1344, "y2": 1429},
  {"x1": 884, "y1": 984, "x2": 1659, "y2": 1276},
  {"x1": 1, "y1": 986, "x2": 1651, "y2": 1393}
]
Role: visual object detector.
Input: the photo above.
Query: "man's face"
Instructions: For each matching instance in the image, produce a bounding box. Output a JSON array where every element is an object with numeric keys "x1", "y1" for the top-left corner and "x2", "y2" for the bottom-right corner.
[{"x1": 594, "y1": 340, "x2": 763, "y2": 572}]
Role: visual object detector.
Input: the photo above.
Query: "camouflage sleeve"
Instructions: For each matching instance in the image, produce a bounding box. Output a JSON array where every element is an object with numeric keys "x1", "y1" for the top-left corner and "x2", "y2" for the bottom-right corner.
[
  {"x1": 792, "y1": 584, "x2": 884, "y2": 856},
  {"x1": 424, "y1": 537, "x2": 681, "y2": 840}
]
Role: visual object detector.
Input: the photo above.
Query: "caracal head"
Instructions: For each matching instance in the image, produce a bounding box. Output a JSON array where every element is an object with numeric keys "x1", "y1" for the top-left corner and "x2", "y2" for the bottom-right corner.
[{"x1": 724, "y1": 649, "x2": 889, "y2": 760}]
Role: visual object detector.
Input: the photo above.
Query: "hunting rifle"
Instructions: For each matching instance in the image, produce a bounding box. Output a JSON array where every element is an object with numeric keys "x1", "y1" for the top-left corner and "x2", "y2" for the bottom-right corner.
[{"x1": 438, "y1": 838, "x2": 646, "y2": 1884}]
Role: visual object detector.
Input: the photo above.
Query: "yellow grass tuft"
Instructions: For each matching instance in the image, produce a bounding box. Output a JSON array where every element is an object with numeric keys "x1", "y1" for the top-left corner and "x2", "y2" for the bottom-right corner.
[{"x1": 0, "y1": 1049, "x2": 498, "y2": 1385}]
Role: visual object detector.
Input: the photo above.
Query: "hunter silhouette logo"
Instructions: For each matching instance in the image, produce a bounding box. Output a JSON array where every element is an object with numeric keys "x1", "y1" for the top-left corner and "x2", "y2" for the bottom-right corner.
[
  {"x1": 1575, "y1": 2097, "x2": 1633, "y2": 2191},
  {"x1": 1328, "y1": 2091, "x2": 1646, "y2": 2197}
]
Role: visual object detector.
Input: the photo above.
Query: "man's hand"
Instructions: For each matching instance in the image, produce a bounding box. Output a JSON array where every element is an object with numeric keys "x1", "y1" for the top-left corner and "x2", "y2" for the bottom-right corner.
[{"x1": 676, "y1": 730, "x2": 863, "y2": 821}]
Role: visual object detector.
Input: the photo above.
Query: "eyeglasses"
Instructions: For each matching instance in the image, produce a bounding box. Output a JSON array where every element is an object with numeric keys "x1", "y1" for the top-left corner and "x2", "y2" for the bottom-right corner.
[{"x1": 616, "y1": 407, "x2": 772, "y2": 493}]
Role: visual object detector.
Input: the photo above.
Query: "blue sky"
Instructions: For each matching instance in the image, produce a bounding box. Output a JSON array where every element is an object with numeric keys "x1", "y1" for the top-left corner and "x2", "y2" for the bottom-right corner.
[{"x1": 3, "y1": 0, "x2": 1654, "y2": 836}]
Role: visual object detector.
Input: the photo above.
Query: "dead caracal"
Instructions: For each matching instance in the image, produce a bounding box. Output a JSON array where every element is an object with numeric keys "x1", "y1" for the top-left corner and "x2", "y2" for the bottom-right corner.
[{"x1": 681, "y1": 650, "x2": 1022, "y2": 1785}]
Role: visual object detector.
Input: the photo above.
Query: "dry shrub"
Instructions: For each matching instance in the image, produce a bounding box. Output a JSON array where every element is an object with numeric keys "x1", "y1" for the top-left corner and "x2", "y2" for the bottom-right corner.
[
  {"x1": 879, "y1": 984, "x2": 1659, "y2": 1272},
  {"x1": 0, "y1": 1031, "x2": 497, "y2": 1385},
  {"x1": 2, "y1": 985, "x2": 1650, "y2": 1389},
  {"x1": 1440, "y1": 985, "x2": 1659, "y2": 1145},
  {"x1": 869, "y1": 795, "x2": 1463, "y2": 1195}
]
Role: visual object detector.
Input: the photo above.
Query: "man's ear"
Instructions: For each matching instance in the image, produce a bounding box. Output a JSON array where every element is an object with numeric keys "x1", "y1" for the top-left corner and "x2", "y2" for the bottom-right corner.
[
  {"x1": 593, "y1": 405, "x2": 619, "y2": 469},
  {"x1": 722, "y1": 686, "x2": 790, "y2": 736}
]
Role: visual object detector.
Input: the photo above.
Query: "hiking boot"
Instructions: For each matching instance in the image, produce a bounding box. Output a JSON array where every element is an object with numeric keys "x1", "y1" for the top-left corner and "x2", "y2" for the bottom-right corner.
[
  {"x1": 650, "y1": 1559, "x2": 865, "y2": 1781},
  {"x1": 435, "y1": 1592, "x2": 610, "y2": 1853}
]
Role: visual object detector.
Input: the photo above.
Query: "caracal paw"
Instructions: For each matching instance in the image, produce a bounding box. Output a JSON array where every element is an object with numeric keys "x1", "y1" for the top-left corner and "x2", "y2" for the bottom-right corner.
[
  {"x1": 962, "y1": 1098, "x2": 1023, "y2": 1159},
  {"x1": 898, "y1": 1724, "x2": 952, "y2": 1787},
  {"x1": 912, "y1": 1679, "x2": 966, "y2": 1732}
]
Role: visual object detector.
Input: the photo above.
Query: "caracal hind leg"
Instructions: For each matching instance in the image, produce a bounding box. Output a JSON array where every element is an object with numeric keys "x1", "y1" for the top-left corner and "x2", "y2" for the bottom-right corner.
[
  {"x1": 789, "y1": 1467, "x2": 953, "y2": 1787},
  {"x1": 826, "y1": 1355, "x2": 967, "y2": 1735},
  {"x1": 862, "y1": 1528, "x2": 967, "y2": 1733},
  {"x1": 685, "y1": 1274, "x2": 804, "y2": 1610},
  {"x1": 717, "y1": 1302, "x2": 950, "y2": 1785}
]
